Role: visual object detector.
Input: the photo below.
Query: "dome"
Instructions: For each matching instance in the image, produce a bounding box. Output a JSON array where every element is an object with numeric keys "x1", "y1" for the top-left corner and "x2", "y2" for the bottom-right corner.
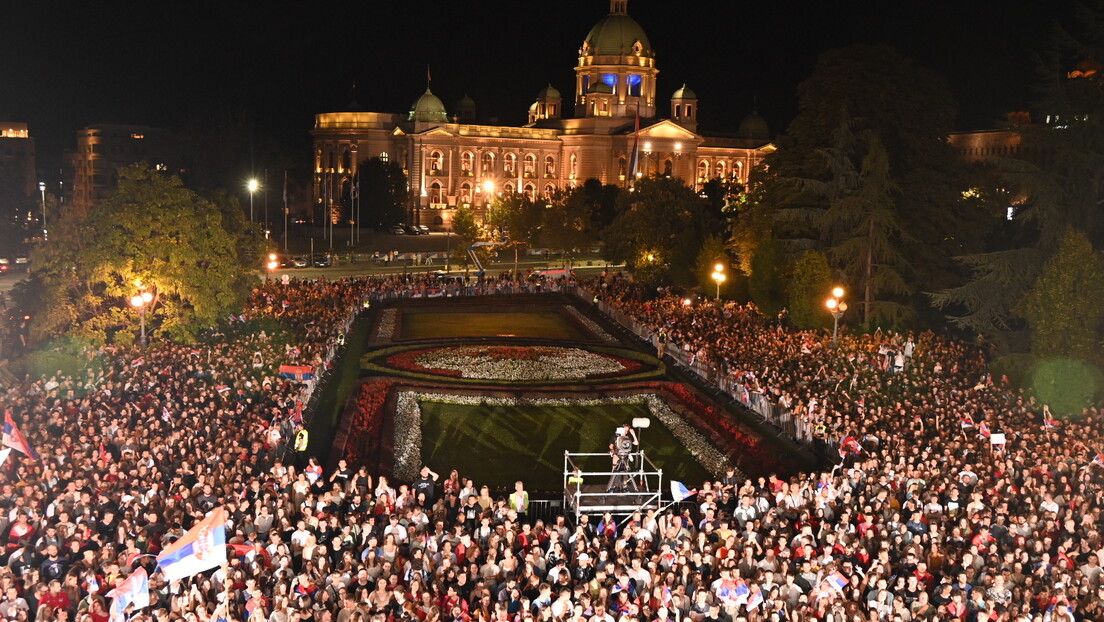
[
  {"x1": 537, "y1": 83, "x2": 561, "y2": 99},
  {"x1": 455, "y1": 94, "x2": 476, "y2": 109},
  {"x1": 589, "y1": 82, "x2": 614, "y2": 95},
  {"x1": 409, "y1": 88, "x2": 449, "y2": 123},
  {"x1": 672, "y1": 84, "x2": 697, "y2": 100},
  {"x1": 738, "y1": 111, "x2": 770, "y2": 141},
  {"x1": 583, "y1": 10, "x2": 653, "y2": 57}
]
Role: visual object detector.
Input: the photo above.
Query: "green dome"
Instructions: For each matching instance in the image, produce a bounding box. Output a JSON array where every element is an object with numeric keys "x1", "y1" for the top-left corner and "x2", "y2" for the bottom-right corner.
[
  {"x1": 672, "y1": 84, "x2": 697, "y2": 100},
  {"x1": 589, "y1": 82, "x2": 614, "y2": 94},
  {"x1": 409, "y1": 88, "x2": 449, "y2": 123},
  {"x1": 584, "y1": 12, "x2": 653, "y2": 57},
  {"x1": 739, "y1": 111, "x2": 770, "y2": 141},
  {"x1": 537, "y1": 83, "x2": 561, "y2": 99}
]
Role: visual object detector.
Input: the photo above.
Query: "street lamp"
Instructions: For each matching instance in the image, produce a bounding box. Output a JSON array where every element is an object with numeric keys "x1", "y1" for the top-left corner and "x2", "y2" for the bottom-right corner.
[
  {"x1": 248, "y1": 178, "x2": 259, "y2": 223},
  {"x1": 129, "y1": 290, "x2": 154, "y2": 347},
  {"x1": 826, "y1": 287, "x2": 848, "y2": 347},
  {"x1": 38, "y1": 182, "x2": 47, "y2": 241},
  {"x1": 266, "y1": 253, "x2": 279, "y2": 282},
  {"x1": 711, "y1": 263, "x2": 726, "y2": 301}
]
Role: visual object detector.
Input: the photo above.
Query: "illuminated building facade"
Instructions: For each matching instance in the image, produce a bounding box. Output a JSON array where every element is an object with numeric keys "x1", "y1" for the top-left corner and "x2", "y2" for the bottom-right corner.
[
  {"x1": 67, "y1": 124, "x2": 170, "y2": 211},
  {"x1": 311, "y1": 0, "x2": 773, "y2": 229}
]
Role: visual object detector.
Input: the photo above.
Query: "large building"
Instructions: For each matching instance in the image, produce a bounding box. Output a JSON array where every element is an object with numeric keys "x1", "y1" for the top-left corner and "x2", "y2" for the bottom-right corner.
[
  {"x1": 66, "y1": 124, "x2": 172, "y2": 211},
  {"x1": 311, "y1": 0, "x2": 772, "y2": 229},
  {"x1": 0, "y1": 122, "x2": 37, "y2": 198}
]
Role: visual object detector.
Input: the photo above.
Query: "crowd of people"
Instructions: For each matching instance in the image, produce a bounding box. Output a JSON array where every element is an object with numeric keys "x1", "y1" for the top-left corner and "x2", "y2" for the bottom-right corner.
[{"x1": 0, "y1": 270, "x2": 1101, "y2": 622}]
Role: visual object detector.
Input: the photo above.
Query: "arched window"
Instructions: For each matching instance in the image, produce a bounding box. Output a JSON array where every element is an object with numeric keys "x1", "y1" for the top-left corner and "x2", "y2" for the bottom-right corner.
[
  {"x1": 503, "y1": 181, "x2": 515, "y2": 195},
  {"x1": 697, "y1": 160, "x2": 709, "y2": 181},
  {"x1": 685, "y1": 105, "x2": 693, "y2": 117},
  {"x1": 504, "y1": 153, "x2": 517, "y2": 175},
  {"x1": 460, "y1": 183, "x2": 472, "y2": 203},
  {"x1": 628, "y1": 74, "x2": 642, "y2": 97},
  {"x1": 663, "y1": 159, "x2": 673, "y2": 176},
  {"x1": 734, "y1": 161, "x2": 744, "y2": 182},
  {"x1": 524, "y1": 153, "x2": 536, "y2": 176},
  {"x1": 544, "y1": 184, "x2": 555, "y2": 198},
  {"x1": 342, "y1": 149, "x2": 351, "y2": 172},
  {"x1": 481, "y1": 152, "x2": 496, "y2": 175},
  {"x1": 461, "y1": 152, "x2": 474, "y2": 175},
  {"x1": 523, "y1": 183, "x2": 535, "y2": 199},
  {"x1": 315, "y1": 149, "x2": 322, "y2": 172},
  {"x1": 429, "y1": 150, "x2": 443, "y2": 175},
  {"x1": 601, "y1": 73, "x2": 617, "y2": 93},
  {"x1": 570, "y1": 154, "x2": 577, "y2": 178},
  {"x1": 379, "y1": 152, "x2": 389, "y2": 163},
  {"x1": 618, "y1": 156, "x2": 627, "y2": 179},
  {"x1": 545, "y1": 155, "x2": 556, "y2": 176},
  {"x1": 430, "y1": 181, "x2": 442, "y2": 204},
  {"x1": 715, "y1": 161, "x2": 727, "y2": 178},
  {"x1": 674, "y1": 104, "x2": 682, "y2": 117}
]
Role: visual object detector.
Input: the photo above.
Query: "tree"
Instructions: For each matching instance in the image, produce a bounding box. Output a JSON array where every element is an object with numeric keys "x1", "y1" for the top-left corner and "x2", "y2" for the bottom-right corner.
[
  {"x1": 694, "y1": 235, "x2": 731, "y2": 298},
  {"x1": 602, "y1": 176, "x2": 717, "y2": 285},
  {"x1": 360, "y1": 158, "x2": 408, "y2": 228},
  {"x1": 30, "y1": 164, "x2": 261, "y2": 345},
  {"x1": 747, "y1": 233, "x2": 784, "y2": 316},
  {"x1": 788, "y1": 251, "x2": 833, "y2": 330},
  {"x1": 487, "y1": 193, "x2": 543, "y2": 276},
  {"x1": 1020, "y1": 229, "x2": 1104, "y2": 361},
  {"x1": 449, "y1": 206, "x2": 482, "y2": 272},
  {"x1": 542, "y1": 188, "x2": 600, "y2": 268}
]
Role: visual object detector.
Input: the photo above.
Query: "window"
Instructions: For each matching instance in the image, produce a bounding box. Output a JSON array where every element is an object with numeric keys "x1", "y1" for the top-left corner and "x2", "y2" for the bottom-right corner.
[
  {"x1": 481, "y1": 152, "x2": 496, "y2": 174},
  {"x1": 628, "y1": 74, "x2": 642, "y2": 97},
  {"x1": 618, "y1": 156, "x2": 627, "y2": 179},
  {"x1": 698, "y1": 160, "x2": 709, "y2": 181},
  {"x1": 570, "y1": 154, "x2": 577, "y2": 178},
  {"x1": 524, "y1": 184, "x2": 535, "y2": 199},
  {"x1": 602, "y1": 73, "x2": 617, "y2": 93},
  {"x1": 460, "y1": 183, "x2": 472, "y2": 203},
  {"x1": 582, "y1": 75, "x2": 590, "y2": 93},
  {"x1": 675, "y1": 104, "x2": 681, "y2": 117},
  {"x1": 715, "y1": 161, "x2": 726, "y2": 178},
  {"x1": 545, "y1": 155, "x2": 556, "y2": 175},
  {"x1": 342, "y1": 150, "x2": 351, "y2": 171},
  {"x1": 544, "y1": 184, "x2": 555, "y2": 198},
  {"x1": 504, "y1": 153, "x2": 517, "y2": 175},
  {"x1": 430, "y1": 181, "x2": 442, "y2": 204},
  {"x1": 549, "y1": 104, "x2": 556, "y2": 116},
  {"x1": 504, "y1": 182, "x2": 515, "y2": 195},
  {"x1": 380, "y1": 152, "x2": 389, "y2": 163},
  {"x1": 663, "y1": 159, "x2": 673, "y2": 176},
  {"x1": 461, "y1": 151, "x2": 473, "y2": 174},
  {"x1": 685, "y1": 105, "x2": 693, "y2": 117},
  {"x1": 524, "y1": 153, "x2": 536, "y2": 176},
  {"x1": 429, "y1": 150, "x2": 443, "y2": 174}
]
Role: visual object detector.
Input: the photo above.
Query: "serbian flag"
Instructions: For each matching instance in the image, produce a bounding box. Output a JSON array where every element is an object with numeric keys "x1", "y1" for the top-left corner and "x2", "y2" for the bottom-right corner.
[
  {"x1": 1092, "y1": 454, "x2": 1104, "y2": 468},
  {"x1": 278, "y1": 365, "x2": 315, "y2": 382},
  {"x1": 732, "y1": 580, "x2": 749, "y2": 605},
  {"x1": 979, "y1": 422, "x2": 991, "y2": 439},
  {"x1": 1044, "y1": 417, "x2": 1060, "y2": 429},
  {"x1": 106, "y1": 567, "x2": 149, "y2": 622},
  {"x1": 292, "y1": 401, "x2": 304, "y2": 424},
  {"x1": 130, "y1": 357, "x2": 144, "y2": 368},
  {"x1": 156, "y1": 507, "x2": 228, "y2": 581},
  {"x1": 840, "y1": 436, "x2": 862, "y2": 456},
  {"x1": 960, "y1": 416, "x2": 974, "y2": 429},
  {"x1": 670, "y1": 481, "x2": 696, "y2": 502},
  {"x1": 745, "y1": 585, "x2": 764, "y2": 611},
  {"x1": 825, "y1": 571, "x2": 849, "y2": 592},
  {"x1": 3, "y1": 411, "x2": 38, "y2": 460},
  {"x1": 215, "y1": 385, "x2": 231, "y2": 394},
  {"x1": 426, "y1": 288, "x2": 445, "y2": 298}
]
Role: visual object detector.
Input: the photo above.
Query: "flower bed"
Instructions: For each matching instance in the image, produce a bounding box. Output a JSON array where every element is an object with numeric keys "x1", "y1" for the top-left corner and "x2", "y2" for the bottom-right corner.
[{"x1": 384, "y1": 345, "x2": 644, "y2": 382}]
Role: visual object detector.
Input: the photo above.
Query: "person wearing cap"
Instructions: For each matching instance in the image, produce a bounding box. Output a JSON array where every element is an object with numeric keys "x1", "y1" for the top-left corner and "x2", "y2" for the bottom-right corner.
[{"x1": 607, "y1": 425, "x2": 639, "y2": 493}]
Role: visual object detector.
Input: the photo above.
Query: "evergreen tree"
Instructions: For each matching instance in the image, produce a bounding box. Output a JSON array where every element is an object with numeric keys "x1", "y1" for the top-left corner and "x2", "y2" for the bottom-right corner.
[
  {"x1": 1020, "y1": 229, "x2": 1104, "y2": 362},
  {"x1": 747, "y1": 234, "x2": 784, "y2": 316},
  {"x1": 788, "y1": 251, "x2": 833, "y2": 330}
]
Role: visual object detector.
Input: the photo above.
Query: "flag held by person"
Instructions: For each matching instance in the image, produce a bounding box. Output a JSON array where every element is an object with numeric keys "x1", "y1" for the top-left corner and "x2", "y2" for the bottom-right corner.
[
  {"x1": 670, "y1": 481, "x2": 696, "y2": 502},
  {"x1": 826, "y1": 571, "x2": 849, "y2": 592},
  {"x1": 278, "y1": 365, "x2": 315, "y2": 382},
  {"x1": 156, "y1": 507, "x2": 228, "y2": 581},
  {"x1": 3, "y1": 411, "x2": 38, "y2": 460},
  {"x1": 107, "y1": 567, "x2": 149, "y2": 622}
]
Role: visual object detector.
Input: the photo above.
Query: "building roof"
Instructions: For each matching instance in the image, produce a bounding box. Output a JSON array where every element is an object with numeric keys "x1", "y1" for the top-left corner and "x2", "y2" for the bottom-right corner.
[
  {"x1": 672, "y1": 84, "x2": 697, "y2": 100},
  {"x1": 583, "y1": 7, "x2": 653, "y2": 57},
  {"x1": 537, "y1": 84, "x2": 561, "y2": 100},
  {"x1": 409, "y1": 89, "x2": 449, "y2": 123},
  {"x1": 738, "y1": 111, "x2": 770, "y2": 141}
]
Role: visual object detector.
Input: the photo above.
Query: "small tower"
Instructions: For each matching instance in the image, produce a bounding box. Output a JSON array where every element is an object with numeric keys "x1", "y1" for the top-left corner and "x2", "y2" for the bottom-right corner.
[
  {"x1": 529, "y1": 84, "x2": 563, "y2": 123},
  {"x1": 671, "y1": 84, "x2": 698, "y2": 132}
]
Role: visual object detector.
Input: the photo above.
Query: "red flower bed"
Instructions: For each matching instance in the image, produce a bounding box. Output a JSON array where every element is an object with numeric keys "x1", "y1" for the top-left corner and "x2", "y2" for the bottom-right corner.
[{"x1": 335, "y1": 379, "x2": 399, "y2": 470}]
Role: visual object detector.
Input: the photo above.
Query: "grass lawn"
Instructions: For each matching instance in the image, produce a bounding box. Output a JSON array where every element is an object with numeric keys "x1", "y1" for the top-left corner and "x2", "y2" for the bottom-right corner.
[
  {"x1": 418, "y1": 400, "x2": 713, "y2": 493},
  {"x1": 401, "y1": 310, "x2": 588, "y2": 341}
]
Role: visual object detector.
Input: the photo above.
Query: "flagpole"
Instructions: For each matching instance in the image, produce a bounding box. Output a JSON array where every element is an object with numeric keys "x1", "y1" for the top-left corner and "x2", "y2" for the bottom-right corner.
[{"x1": 283, "y1": 170, "x2": 288, "y2": 252}]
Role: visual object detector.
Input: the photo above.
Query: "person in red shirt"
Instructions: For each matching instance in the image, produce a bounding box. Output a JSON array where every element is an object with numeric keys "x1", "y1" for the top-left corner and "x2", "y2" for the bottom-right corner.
[{"x1": 39, "y1": 580, "x2": 72, "y2": 616}]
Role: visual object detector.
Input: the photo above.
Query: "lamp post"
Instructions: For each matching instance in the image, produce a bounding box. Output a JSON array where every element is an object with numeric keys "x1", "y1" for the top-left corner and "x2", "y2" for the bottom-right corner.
[
  {"x1": 711, "y1": 262, "x2": 726, "y2": 301},
  {"x1": 130, "y1": 290, "x2": 154, "y2": 347},
  {"x1": 266, "y1": 253, "x2": 279, "y2": 283},
  {"x1": 38, "y1": 182, "x2": 47, "y2": 241},
  {"x1": 826, "y1": 286, "x2": 848, "y2": 348},
  {"x1": 248, "y1": 178, "x2": 259, "y2": 224}
]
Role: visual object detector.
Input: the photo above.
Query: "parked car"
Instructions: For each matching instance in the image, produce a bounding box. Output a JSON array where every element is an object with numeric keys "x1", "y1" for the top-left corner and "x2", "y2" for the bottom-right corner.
[
  {"x1": 13, "y1": 254, "x2": 27, "y2": 265},
  {"x1": 417, "y1": 225, "x2": 431, "y2": 235},
  {"x1": 404, "y1": 225, "x2": 423, "y2": 235},
  {"x1": 389, "y1": 225, "x2": 406, "y2": 235},
  {"x1": 0, "y1": 263, "x2": 8, "y2": 274},
  {"x1": 313, "y1": 254, "x2": 333, "y2": 268},
  {"x1": 291, "y1": 256, "x2": 310, "y2": 268}
]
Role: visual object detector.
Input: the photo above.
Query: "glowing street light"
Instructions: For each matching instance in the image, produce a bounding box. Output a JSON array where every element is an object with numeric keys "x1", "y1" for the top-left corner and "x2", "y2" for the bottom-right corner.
[
  {"x1": 129, "y1": 289, "x2": 154, "y2": 347},
  {"x1": 247, "y1": 178, "x2": 260, "y2": 223},
  {"x1": 266, "y1": 253, "x2": 279, "y2": 281},
  {"x1": 826, "y1": 287, "x2": 848, "y2": 347},
  {"x1": 711, "y1": 263, "x2": 726, "y2": 300}
]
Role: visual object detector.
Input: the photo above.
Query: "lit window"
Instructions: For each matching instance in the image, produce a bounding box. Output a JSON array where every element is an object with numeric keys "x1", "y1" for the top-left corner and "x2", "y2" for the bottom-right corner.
[
  {"x1": 602, "y1": 73, "x2": 617, "y2": 93},
  {"x1": 380, "y1": 152, "x2": 389, "y2": 163},
  {"x1": 628, "y1": 74, "x2": 642, "y2": 97}
]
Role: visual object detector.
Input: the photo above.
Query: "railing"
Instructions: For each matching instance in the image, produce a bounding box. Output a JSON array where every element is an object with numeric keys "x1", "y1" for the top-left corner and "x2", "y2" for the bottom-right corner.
[{"x1": 567, "y1": 286, "x2": 813, "y2": 446}]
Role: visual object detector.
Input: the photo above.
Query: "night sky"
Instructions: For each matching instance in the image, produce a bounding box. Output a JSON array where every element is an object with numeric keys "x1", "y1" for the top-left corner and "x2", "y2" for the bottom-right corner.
[{"x1": 0, "y1": 0, "x2": 1075, "y2": 168}]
